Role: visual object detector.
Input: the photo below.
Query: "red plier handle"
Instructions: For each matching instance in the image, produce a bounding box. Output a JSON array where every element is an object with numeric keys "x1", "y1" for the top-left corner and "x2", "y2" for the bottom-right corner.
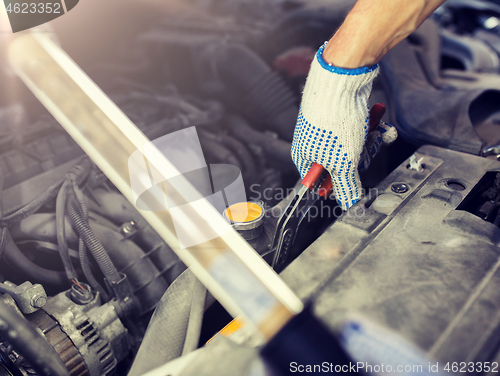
[
  {"x1": 299, "y1": 103, "x2": 387, "y2": 199},
  {"x1": 301, "y1": 163, "x2": 332, "y2": 198}
]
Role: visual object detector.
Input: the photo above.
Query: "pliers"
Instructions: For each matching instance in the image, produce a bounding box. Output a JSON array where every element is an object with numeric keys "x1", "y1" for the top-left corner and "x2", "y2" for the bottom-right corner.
[
  {"x1": 271, "y1": 163, "x2": 333, "y2": 271},
  {"x1": 271, "y1": 103, "x2": 388, "y2": 272}
]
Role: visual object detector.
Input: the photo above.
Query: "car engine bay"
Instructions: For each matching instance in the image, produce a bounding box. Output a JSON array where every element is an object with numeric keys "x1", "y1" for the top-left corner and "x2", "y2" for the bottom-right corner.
[{"x1": 1, "y1": 0, "x2": 500, "y2": 375}]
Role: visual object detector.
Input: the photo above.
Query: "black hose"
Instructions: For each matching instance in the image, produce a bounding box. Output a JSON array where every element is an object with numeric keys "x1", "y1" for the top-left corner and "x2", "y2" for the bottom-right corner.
[
  {"x1": 0, "y1": 165, "x2": 68, "y2": 287},
  {"x1": 56, "y1": 180, "x2": 76, "y2": 280},
  {"x1": 72, "y1": 183, "x2": 109, "y2": 300},
  {"x1": 0, "y1": 159, "x2": 67, "y2": 285},
  {"x1": 184, "y1": 97, "x2": 225, "y2": 125},
  {"x1": 142, "y1": 117, "x2": 185, "y2": 140},
  {"x1": 0, "y1": 158, "x2": 68, "y2": 285},
  {"x1": 3, "y1": 231, "x2": 68, "y2": 285},
  {"x1": 11, "y1": 214, "x2": 168, "y2": 313},
  {"x1": 0, "y1": 158, "x2": 92, "y2": 228},
  {"x1": 141, "y1": 96, "x2": 224, "y2": 140},
  {"x1": 0, "y1": 299, "x2": 69, "y2": 376},
  {"x1": 67, "y1": 199, "x2": 121, "y2": 284},
  {"x1": 226, "y1": 115, "x2": 296, "y2": 172},
  {"x1": 200, "y1": 42, "x2": 298, "y2": 141},
  {"x1": 199, "y1": 130, "x2": 257, "y2": 184},
  {"x1": 220, "y1": 134, "x2": 257, "y2": 184},
  {"x1": 0, "y1": 178, "x2": 65, "y2": 228},
  {"x1": 218, "y1": 134, "x2": 254, "y2": 170},
  {"x1": 199, "y1": 134, "x2": 243, "y2": 170}
]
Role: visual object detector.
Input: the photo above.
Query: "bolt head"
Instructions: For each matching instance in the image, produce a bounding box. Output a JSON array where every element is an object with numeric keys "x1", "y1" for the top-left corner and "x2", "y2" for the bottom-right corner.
[
  {"x1": 391, "y1": 183, "x2": 409, "y2": 194},
  {"x1": 31, "y1": 295, "x2": 47, "y2": 308},
  {"x1": 121, "y1": 221, "x2": 138, "y2": 235}
]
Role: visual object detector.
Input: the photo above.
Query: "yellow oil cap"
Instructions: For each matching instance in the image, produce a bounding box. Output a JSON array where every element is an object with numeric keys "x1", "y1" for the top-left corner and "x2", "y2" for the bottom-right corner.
[
  {"x1": 223, "y1": 202, "x2": 265, "y2": 238},
  {"x1": 224, "y1": 202, "x2": 263, "y2": 223}
]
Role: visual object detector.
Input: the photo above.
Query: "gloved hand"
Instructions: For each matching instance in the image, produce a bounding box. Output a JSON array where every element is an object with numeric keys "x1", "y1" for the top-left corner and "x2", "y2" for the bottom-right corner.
[{"x1": 291, "y1": 42, "x2": 397, "y2": 210}]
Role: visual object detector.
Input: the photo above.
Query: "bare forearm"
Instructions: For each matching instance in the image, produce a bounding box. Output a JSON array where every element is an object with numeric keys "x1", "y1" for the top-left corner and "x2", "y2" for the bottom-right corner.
[{"x1": 323, "y1": 0, "x2": 446, "y2": 68}]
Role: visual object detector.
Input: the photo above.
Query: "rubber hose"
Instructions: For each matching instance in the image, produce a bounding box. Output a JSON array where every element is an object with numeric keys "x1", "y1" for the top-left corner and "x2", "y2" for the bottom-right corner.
[
  {"x1": 127, "y1": 270, "x2": 204, "y2": 376},
  {"x1": 226, "y1": 115, "x2": 295, "y2": 172},
  {"x1": 0, "y1": 179, "x2": 64, "y2": 227},
  {"x1": 198, "y1": 129, "x2": 256, "y2": 181},
  {"x1": 181, "y1": 277, "x2": 206, "y2": 356},
  {"x1": 56, "y1": 180, "x2": 76, "y2": 280},
  {"x1": 185, "y1": 97, "x2": 225, "y2": 124},
  {"x1": 10, "y1": 214, "x2": 168, "y2": 313},
  {"x1": 199, "y1": 135, "x2": 243, "y2": 170},
  {"x1": 0, "y1": 299, "x2": 69, "y2": 376},
  {"x1": 219, "y1": 134, "x2": 255, "y2": 171},
  {"x1": 67, "y1": 199, "x2": 121, "y2": 284},
  {"x1": 72, "y1": 184, "x2": 109, "y2": 300},
  {"x1": 257, "y1": 169, "x2": 284, "y2": 206},
  {"x1": 141, "y1": 98, "x2": 224, "y2": 140},
  {"x1": 3, "y1": 231, "x2": 68, "y2": 286},
  {"x1": 203, "y1": 131, "x2": 257, "y2": 183},
  {"x1": 128, "y1": 91, "x2": 224, "y2": 127},
  {"x1": 0, "y1": 158, "x2": 91, "y2": 227},
  {"x1": 142, "y1": 117, "x2": 185, "y2": 140},
  {"x1": 204, "y1": 42, "x2": 298, "y2": 141},
  {"x1": 220, "y1": 134, "x2": 257, "y2": 183},
  {"x1": 0, "y1": 162, "x2": 68, "y2": 285},
  {"x1": 84, "y1": 189, "x2": 185, "y2": 285}
]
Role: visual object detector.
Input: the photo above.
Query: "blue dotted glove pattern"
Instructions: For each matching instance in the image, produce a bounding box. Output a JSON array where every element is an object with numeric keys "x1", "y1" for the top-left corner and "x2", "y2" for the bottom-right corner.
[{"x1": 291, "y1": 108, "x2": 368, "y2": 210}]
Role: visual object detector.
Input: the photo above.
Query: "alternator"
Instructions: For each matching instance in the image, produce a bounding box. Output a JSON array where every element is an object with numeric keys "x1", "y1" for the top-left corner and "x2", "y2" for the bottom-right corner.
[{"x1": 0, "y1": 287, "x2": 130, "y2": 376}]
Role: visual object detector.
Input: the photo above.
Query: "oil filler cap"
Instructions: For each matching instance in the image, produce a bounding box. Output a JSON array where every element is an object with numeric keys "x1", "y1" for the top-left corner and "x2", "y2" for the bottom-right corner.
[{"x1": 223, "y1": 201, "x2": 265, "y2": 240}]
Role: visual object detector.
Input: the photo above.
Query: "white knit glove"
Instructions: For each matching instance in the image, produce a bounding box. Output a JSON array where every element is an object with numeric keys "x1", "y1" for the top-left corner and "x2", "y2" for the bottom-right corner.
[{"x1": 291, "y1": 42, "x2": 397, "y2": 210}]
